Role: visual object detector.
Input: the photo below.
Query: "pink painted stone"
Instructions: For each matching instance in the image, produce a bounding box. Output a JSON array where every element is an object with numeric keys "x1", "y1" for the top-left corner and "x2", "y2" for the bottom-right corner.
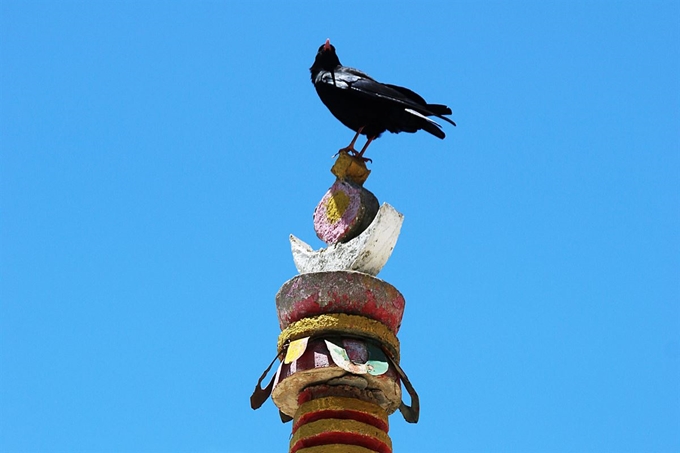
[
  {"x1": 275, "y1": 271, "x2": 405, "y2": 334},
  {"x1": 313, "y1": 180, "x2": 379, "y2": 245}
]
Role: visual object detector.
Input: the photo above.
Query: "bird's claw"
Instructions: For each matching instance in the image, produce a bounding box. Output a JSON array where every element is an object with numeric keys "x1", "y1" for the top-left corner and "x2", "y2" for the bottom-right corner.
[
  {"x1": 335, "y1": 146, "x2": 372, "y2": 163},
  {"x1": 336, "y1": 145, "x2": 358, "y2": 155}
]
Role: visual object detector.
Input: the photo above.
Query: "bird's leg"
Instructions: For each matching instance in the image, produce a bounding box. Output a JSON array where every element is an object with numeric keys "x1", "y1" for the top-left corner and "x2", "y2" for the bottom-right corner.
[
  {"x1": 355, "y1": 136, "x2": 375, "y2": 163},
  {"x1": 337, "y1": 127, "x2": 364, "y2": 155}
]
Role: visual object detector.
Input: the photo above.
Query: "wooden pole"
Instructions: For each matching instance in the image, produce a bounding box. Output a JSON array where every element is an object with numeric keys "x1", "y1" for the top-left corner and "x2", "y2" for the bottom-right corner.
[{"x1": 251, "y1": 152, "x2": 418, "y2": 453}]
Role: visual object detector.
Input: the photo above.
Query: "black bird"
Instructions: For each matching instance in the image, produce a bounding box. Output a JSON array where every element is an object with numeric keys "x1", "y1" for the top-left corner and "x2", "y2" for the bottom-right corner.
[{"x1": 310, "y1": 39, "x2": 456, "y2": 159}]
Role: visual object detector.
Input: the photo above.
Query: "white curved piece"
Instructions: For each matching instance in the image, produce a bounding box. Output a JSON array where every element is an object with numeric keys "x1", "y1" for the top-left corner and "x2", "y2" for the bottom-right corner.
[{"x1": 290, "y1": 203, "x2": 404, "y2": 276}]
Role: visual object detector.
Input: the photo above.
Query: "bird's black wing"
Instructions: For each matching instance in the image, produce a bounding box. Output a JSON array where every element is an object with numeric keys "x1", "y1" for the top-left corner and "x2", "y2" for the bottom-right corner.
[
  {"x1": 315, "y1": 66, "x2": 455, "y2": 137},
  {"x1": 339, "y1": 75, "x2": 450, "y2": 138},
  {"x1": 382, "y1": 83, "x2": 428, "y2": 106},
  {"x1": 320, "y1": 70, "x2": 424, "y2": 109},
  {"x1": 333, "y1": 69, "x2": 423, "y2": 107},
  {"x1": 344, "y1": 74, "x2": 456, "y2": 126},
  {"x1": 315, "y1": 66, "x2": 376, "y2": 90}
]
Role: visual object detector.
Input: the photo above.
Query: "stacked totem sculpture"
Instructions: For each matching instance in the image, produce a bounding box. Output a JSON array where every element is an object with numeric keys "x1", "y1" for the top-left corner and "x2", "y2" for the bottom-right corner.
[{"x1": 251, "y1": 152, "x2": 418, "y2": 453}]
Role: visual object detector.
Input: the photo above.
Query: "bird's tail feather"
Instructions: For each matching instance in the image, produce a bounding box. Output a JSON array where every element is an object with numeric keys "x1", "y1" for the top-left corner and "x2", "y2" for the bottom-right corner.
[
  {"x1": 422, "y1": 120, "x2": 446, "y2": 139},
  {"x1": 426, "y1": 104, "x2": 457, "y2": 126},
  {"x1": 384, "y1": 84, "x2": 457, "y2": 126},
  {"x1": 426, "y1": 103, "x2": 452, "y2": 115},
  {"x1": 405, "y1": 108, "x2": 446, "y2": 139}
]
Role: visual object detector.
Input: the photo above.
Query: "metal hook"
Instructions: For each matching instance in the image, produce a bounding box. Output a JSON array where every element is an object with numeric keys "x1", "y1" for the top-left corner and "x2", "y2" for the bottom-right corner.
[
  {"x1": 382, "y1": 346, "x2": 420, "y2": 423},
  {"x1": 250, "y1": 351, "x2": 281, "y2": 410}
]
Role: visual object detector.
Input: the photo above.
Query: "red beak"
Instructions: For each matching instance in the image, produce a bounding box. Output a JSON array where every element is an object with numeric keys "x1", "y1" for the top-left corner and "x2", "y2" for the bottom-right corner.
[{"x1": 324, "y1": 38, "x2": 331, "y2": 50}]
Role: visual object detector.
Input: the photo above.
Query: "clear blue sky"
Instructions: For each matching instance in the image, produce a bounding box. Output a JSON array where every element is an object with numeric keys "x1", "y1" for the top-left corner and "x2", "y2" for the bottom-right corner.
[{"x1": 1, "y1": 1, "x2": 678, "y2": 452}]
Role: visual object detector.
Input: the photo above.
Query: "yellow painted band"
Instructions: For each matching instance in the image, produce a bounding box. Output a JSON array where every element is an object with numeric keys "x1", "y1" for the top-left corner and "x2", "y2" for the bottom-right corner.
[
  {"x1": 295, "y1": 397, "x2": 388, "y2": 424},
  {"x1": 295, "y1": 445, "x2": 379, "y2": 453},
  {"x1": 277, "y1": 313, "x2": 400, "y2": 362},
  {"x1": 325, "y1": 191, "x2": 350, "y2": 224},
  {"x1": 290, "y1": 419, "x2": 392, "y2": 451}
]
